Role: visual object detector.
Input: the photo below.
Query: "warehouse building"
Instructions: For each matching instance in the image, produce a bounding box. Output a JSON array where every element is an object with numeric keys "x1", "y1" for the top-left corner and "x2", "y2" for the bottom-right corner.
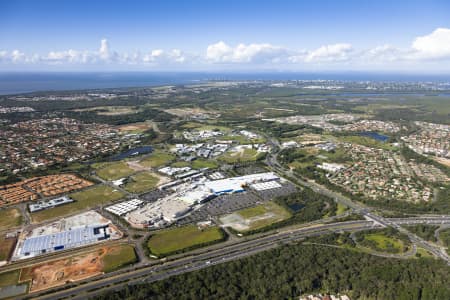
[
  {"x1": 28, "y1": 196, "x2": 74, "y2": 213},
  {"x1": 17, "y1": 224, "x2": 112, "y2": 258},
  {"x1": 205, "y1": 172, "x2": 280, "y2": 195}
]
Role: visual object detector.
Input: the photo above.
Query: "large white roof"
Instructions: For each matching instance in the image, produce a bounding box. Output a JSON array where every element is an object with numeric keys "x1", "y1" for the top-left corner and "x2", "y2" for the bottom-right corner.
[{"x1": 205, "y1": 172, "x2": 279, "y2": 194}]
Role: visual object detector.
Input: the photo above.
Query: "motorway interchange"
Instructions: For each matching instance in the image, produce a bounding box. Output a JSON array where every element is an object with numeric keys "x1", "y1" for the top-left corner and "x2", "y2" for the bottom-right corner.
[
  {"x1": 8, "y1": 141, "x2": 450, "y2": 300},
  {"x1": 20, "y1": 215, "x2": 450, "y2": 300}
]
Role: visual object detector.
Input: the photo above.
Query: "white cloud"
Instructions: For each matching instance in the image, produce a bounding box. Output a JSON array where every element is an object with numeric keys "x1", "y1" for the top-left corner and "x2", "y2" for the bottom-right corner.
[
  {"x1": 169, "y1": 49, "x2": 186, "y2": 63},
  {"x1": 206, "y1": 41, "x2": 233, "y2": 62},
  {"x1": 362, "y1": 44, "x2": 404, "y2": 62},
  {"x1": 11, "y1": 50, "x2": 26, "y2": 63},
  {"x1": 206, "y1": 41, "x2": 288, "y2": 63},
  {"x1": 143, "y1": 49, "x2": 163, "y2": 62},
  {"x1": 40, "y1": 49, "x2": 96, "y2": 64},
  {"x1": 142, "y1": 49, "x2": 186, "y2": 64},
  {"x1": 3, "y1": 28, "x2": 450, "y2": 71},
  {"x1": 99, "y1": 38, "x2": 110, "y2": 60},
  {"x1": 304, "y1": 43, "x2": 353, "y2": 63},
  {"x1": 412, "y1": 28, "x2": 450, "y2": 59}
]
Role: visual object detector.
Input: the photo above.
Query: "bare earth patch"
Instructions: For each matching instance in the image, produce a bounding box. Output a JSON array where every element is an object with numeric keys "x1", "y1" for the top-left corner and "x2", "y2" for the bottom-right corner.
[
  {"x1": 20, "y1": 248, "x2": 107, "y2": 292},
  {"x1": 117, "y1": 122, "x2": 154, "y2": 133}
]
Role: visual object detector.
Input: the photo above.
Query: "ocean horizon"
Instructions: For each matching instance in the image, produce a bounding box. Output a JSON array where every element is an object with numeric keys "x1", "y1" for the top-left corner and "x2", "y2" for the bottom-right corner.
[{"x1": 0, "y1": 71, "x2": 449, "y2": 95}]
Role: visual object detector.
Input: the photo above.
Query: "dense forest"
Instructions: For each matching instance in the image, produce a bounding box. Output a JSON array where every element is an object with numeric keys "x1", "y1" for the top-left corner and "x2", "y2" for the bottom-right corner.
[
  {"x1": 93, "y1": 242, "x2": 450, "y2": 300},
  {"x1": 64, "y1": 107, "x2": 173, "y2": 125}
]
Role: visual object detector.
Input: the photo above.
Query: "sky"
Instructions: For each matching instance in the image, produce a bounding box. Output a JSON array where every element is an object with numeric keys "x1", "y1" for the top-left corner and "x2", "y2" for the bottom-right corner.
[{"x1": 1, "y1": 0, "x2": 450, "y2": 73}]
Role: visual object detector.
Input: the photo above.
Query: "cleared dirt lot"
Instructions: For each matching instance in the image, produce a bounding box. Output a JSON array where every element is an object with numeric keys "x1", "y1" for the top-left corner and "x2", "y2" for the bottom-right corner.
[
  {"x1": 117, "y1": 121, "x2": 154, "y2": 133},
  {"x1": 19, "y1": 244, "x2": 136, "y2": 292},
  {"x1": 20, "y1": 250, "x2": 103, "y2": 292}
]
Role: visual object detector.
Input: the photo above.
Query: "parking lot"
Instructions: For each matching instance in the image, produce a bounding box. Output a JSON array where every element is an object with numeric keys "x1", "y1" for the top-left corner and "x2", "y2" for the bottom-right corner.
[
  {"x1": 177, "y1": 192, "x2": 263, "y2": 225},
  {"x1": 177, "y1": 182, "x2": 296, "y2": 225},
  {"x1": 141, "y1": 189, "x2": 168, "y2": 202},
  {"x1": 254, "y1": 181, "x2": 297, "y2": 201}
]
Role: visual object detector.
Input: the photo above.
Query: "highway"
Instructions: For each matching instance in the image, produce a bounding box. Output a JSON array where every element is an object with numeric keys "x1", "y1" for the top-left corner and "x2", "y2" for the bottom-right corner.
[
  {"x1": 24, "y1": 220, "x2": 377, "y2": 300},
  {"x1": 11, "y1": 138, "x2": 450, "y2": 299},
  {"x1": 264, "y1": 138, "x2": 450, "y2": 263},
  {"x1": 20, "y1": 215, "x2": 450, "y2": 300}
]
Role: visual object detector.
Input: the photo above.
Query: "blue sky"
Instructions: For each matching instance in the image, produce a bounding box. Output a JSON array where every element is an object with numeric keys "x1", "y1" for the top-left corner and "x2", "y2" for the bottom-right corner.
[{"x1": 1, "y1": 0, "x2": 450, "y2": 72}]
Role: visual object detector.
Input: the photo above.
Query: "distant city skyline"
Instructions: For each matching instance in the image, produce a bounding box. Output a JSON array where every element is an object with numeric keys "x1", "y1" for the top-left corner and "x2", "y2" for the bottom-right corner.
[{"x1": 1, "y1": 0, "x2": 450, "y2": 72}]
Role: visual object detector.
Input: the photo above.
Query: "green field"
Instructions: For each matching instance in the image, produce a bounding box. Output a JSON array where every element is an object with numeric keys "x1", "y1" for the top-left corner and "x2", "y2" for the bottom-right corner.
[
  {"x1": 0, "y1": 208, "x2": 22, "y2": 231},
  {"x1": 337, "y1": 135, "x2": 396, "y2": 151},
  {"x1": 31, "y1": 185, "x2": 125, "y2": 222},
  {"x1": 147, "y1": 225, "x2": 224, "y2": 256},
  {"x1": 221, "y1": 201, "x2": 292, "y2": 232},
  {"x1": 102, "y1": 244, "x2": 137, "y2": 273},
  {"x1": 94, "y1": 161, "x2": 136, "y2": 180},
  {"x1": 192, "y1": 159, "x2": 219, "y2": 169},
  {"x1": 287, "y1": 147, "x2": 350, "y2": 170},
  {"x1": 219, "y1": 148, "x2": 264, "y2": 163},
  {"x1": 362, "y1": 233, "x2": 405, "y2": 253},
  {"x1": 170, "y1": 159, "x2": 219, "y2": 169},
  {"x1": 139, "y1": 150, "x2": 175, "y2": 168},
  {"x1": 415, "y1": 247, "x2": 435, "y2": 259},
  {"x1": 171, "y1": 161, "x2": 191, "y2": 167},
  {"x1": 336, "y1": 203, "x2": 348, "y2": 215},
  {"x1": 0, "y1": 270, "x2": 20, "y2": 287},
  {"x1": 123, "y1": 172, "x2": 160, "y2": 193}
]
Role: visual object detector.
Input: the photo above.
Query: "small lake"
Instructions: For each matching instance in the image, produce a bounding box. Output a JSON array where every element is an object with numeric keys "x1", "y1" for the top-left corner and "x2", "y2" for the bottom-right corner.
[
  {"x1": 110, "y1": 146, "x2": 153, "y2": 161},
  {"x1": 288, "y1": 203, "x2": 305, "y2": 212},
  {"x1": 359, "y1": 132, "x2": 389, "y2": 142}
]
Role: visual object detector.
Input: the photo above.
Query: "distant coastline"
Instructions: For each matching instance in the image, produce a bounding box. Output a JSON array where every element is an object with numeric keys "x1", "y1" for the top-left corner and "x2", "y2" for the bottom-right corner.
[{"x1": 1, "y1": 71, "x2": 449, "y2": 95}]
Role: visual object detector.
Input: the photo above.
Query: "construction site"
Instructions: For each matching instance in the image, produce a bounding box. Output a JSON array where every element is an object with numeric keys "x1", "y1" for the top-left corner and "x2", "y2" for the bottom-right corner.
[{"x1": 17, "y1": 244, "x2": 136, "y2": 293}]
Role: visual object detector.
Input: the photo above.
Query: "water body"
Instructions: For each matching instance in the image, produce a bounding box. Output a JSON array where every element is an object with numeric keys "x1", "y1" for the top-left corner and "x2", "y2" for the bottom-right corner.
[
  {"x1": 1, "y1": 72, "x2": 449, "y2": 95},
  {"x1": 288, "y1": 203, "x2": 305, "y2": 212},
  {"x1": 109, "y1": 146, "x2": 153, "y2": 161},
  {"x1": 359, "y1": 131, "x2": 389, "y2": 142},
  {"x1": 0, "y1": 72, "x2": 207, "y2": 95}
]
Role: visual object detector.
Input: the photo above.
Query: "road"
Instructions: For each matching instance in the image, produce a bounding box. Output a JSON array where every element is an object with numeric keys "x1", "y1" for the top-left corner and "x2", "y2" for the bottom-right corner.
[
  {"x1": 23, "y1": 220, "x2": 378, "y2": 300},
  {"x1": 264, "y1": 137, "x2": 450, "y2": 263},
  {"x1": 18, "y1": 214, "x2": 450, "y2": 300},
  {"x1": 10, "y1": 135, "x2": 450, "y2": 299}
]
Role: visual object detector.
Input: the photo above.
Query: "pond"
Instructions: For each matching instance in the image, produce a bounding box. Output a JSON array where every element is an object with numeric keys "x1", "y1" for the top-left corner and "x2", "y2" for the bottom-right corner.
[
  {"x1": 288, "y1": 203, "x2": 305, "y2": 212},
  {"x1": 110, "y1": 146, "x2": 153, "y2": 161},
  {"x1": 359, "y1": 131, "x2": 389, "y2": 142}
]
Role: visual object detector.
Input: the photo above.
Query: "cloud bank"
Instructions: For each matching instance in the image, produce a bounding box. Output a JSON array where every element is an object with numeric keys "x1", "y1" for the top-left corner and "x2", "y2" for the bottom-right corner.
[{"x1": 2, "y1": 28, "x2": 450, "y2": 71}]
